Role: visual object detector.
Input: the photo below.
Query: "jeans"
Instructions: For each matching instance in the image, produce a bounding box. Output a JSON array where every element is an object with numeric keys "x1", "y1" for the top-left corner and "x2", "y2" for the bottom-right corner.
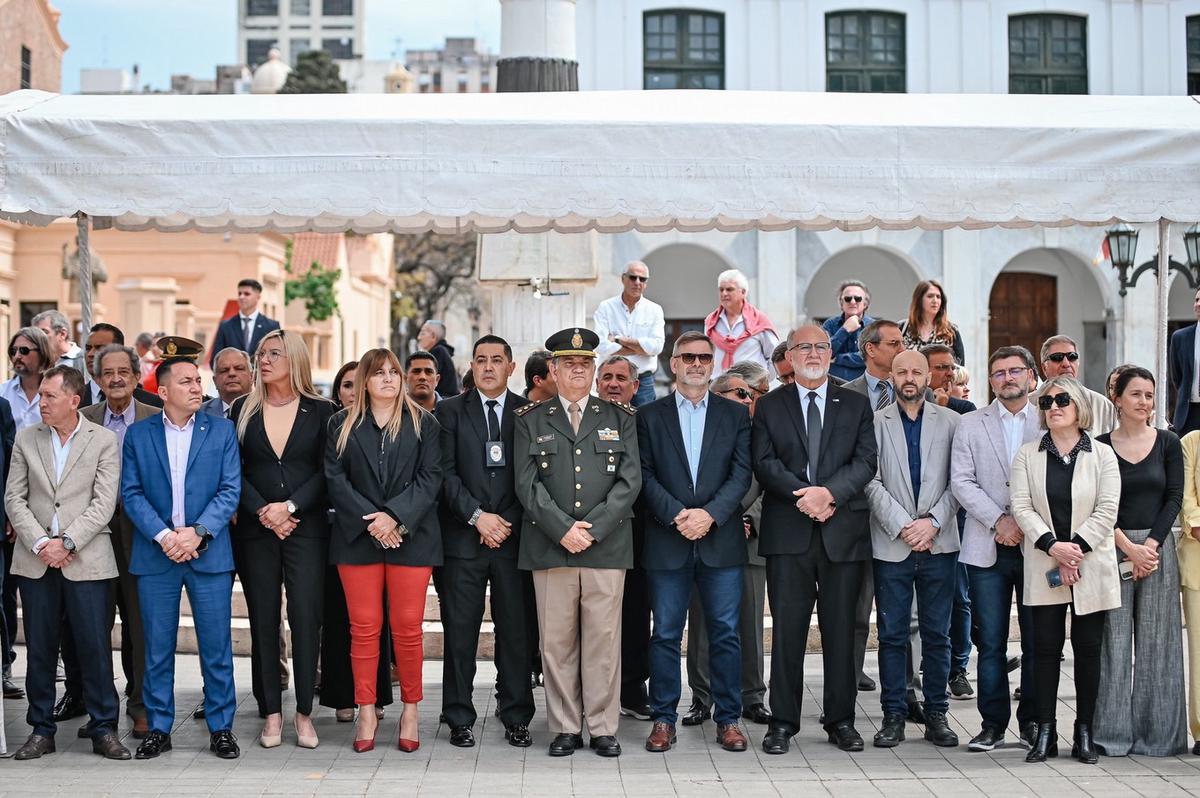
[
  {"x1": 633, "y1": 372, "x2": 656, "y2": 407},
  {"x1": 873, "y1": 551, "x2": 957, "y2": 716},
  {"x1": 951, "y1": 562, "x2": 973, "y2": 673},
  {"x1": 648, "y1": 550, "x2": 743, "y2": 725},
  {"x1": 966, "y1": 549, "x2": 1036, "y2": 731}
]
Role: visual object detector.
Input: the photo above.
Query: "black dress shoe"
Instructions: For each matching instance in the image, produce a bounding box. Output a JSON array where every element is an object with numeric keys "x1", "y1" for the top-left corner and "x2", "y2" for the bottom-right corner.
[
  {"x1": 619, "y1": 702, "x2": 652, "y2": 721},
  {"x1": 857, "y1": 675, "x2": 876, "y2": 691},
  {"x1": 449, "y1": 725, "x2": 476, "y2": 747},
  {"x1": 923, "y1": 711, "x2": 958, "y2": 747},
  {"x1": 548, "y1": 732, "x2": 584, "y2": 756},
  {"x1": 968, "y1": 726, "x2": 1004, "y2": 752},
  {"x1": 13, "y1": 733, "x2": 55, "y2": 760},
  {"x1": 210, "y1": 729, "x2": 240, "y2": 759},
  {"x1": 1071, "y1": 721, "x2": 1098, "y2": 764},
  {"x1": 827, "y1": 721, "x2": 865, "y2": 752},
  {"x1": 1192, "y1": 740, "x2": 1200, "y2": 756},
  {"x1": 505, "y1": 724, "x2": 532, "y2": 747},
  {"x1": 52, "y1": 692, "x2": 86, "y2": 722},
  {"x1": 589, "y1": 735, "x2": 622, "y2": 757},
  {"x1": 742, "y1": 703, "x2": 772, "y2": 725},
  {"x1": 135, "y1": 731, "x2": 172, "y2": 759},
  {"x1": 2, "y1": 676, "x2": 24, "y2": 699},
  {"x1": 1019, "y1": 721, "x2": 1038, "y2": 749},
  {"x1": 93, "y1": 731, "x2": 132, "y2": 760},
  {"x1": 906, "y1": 701, "x2": 926, "y2": 725},
  {"x1": 193, "y1": 702, "x2": 206, "y2": 720},
  {"x1": 873, "y1": 714, "x2": 906, "y2": 748},
  {"x1": 681, "y1": 700, "x2": 710, "y2": 726},
  {"x1": 761, "y1": 726, "x2": 791, "y2": 755},
  {"x1": 77, "y1": 723, "x2": 91, "y2": 739},
  {"x1": 1025, "y1": 722, "x2": 1058, "y2": 763}
]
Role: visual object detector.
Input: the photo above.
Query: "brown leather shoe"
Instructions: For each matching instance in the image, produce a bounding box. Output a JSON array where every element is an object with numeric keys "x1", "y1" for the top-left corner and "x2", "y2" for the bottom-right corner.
[
  {"x1": 93, "y1": 731, "x2": 132, "y2": 760},
  {"x1": 14, "y1": 733, "x2": 55, "y2": 760},
  {"x1": 717, "y1": 723, "x2": 748, "y2": 752},
  {"x1": 644, "y1": 721, "x2": 676, "y2": 752},
  {"x1": 132, "y1": 715, "x2": 150, "y2": 739}
]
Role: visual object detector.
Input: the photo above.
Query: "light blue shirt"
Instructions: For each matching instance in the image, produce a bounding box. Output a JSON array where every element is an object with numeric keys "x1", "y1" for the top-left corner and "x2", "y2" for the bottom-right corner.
[
  {"x1": 675, "y1": 391, "x2": 709, "y2": 486},
  {"x1": 33, "y1": 414, "x2": 82, "y2": 551},
  {"x1": 864, "y1": 372, "x2": 893, "y2": 406},
  {"x1": 103, "y1": 401, "x2": 137, "y2": 450}
]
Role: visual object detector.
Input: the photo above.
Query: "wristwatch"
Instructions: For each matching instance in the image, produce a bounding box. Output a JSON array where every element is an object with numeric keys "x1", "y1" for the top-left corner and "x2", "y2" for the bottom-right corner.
[
  {"x1": 468, "y1": 508, "x2": 483, "y2": 527},
  {"x1": 193, "y1": 524, "x2": 212, "y2": 553},
  {"x1": 286, "y1": 500, "x2": 298, "y2": 515},
  {"x1": 60, "y1": 535, "x2": 76, "y2": 552}
]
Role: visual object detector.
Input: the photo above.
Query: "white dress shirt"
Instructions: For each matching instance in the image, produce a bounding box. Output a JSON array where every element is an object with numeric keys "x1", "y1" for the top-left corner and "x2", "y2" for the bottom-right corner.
[
  {"x1": 593, "y1": 295, "x2": 666, "y2": 375},
  {"x1": 711, "y1": 310, "x2": 780, "y2": 379},
  {"x1": 478, "y1": 389, "x2": 507, "y2": 432},
  {"x1": 997, "y1": 400, "x2": 1032, "y2": 468},
  {"x1": 157, "y1": 413, "x2": 196, "y2": 542},
  {"x1": 0, "y1": 377, "x2": 41, "y2": 431},
  {"x1": 32, "y1": 414, "x2": 83, "y2": 552},
  {"x1": 796, "y1": 380, "x2": 828, "y2": 482}
]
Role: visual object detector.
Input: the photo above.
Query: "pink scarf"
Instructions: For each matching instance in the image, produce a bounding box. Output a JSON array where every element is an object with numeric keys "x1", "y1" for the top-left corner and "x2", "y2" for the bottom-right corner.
[{"x1": 704, "y1": 302, "x2": 777, "y2": 369}]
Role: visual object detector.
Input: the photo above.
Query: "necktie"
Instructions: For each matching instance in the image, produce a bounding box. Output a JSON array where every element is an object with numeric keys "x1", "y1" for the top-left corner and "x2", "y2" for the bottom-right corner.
[
  {"x1": 224, "y1": 406, "x2": 230, "y2": 419},
  {"x1": 242, "y1": 316, "x2": 253, "y2": 349},
  {"x1": 806, "y1": 391, "x2": 821, "y2": 482},
  {"x1": 485, "y1": 399, "x2": 500, "y2": 441},
  {"x1": 569, "y1": 401, "x2": 581, "y2": 434},
  {"x1": 876, "y1": 382, "x2": 893, "y2": 411}
]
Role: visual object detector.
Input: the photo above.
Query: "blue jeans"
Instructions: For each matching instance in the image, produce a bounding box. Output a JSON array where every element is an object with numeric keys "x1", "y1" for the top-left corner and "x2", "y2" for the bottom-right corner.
[
  {"x1": 633, "y1": 371, "x2": 656, "y2": 407},
  {"x1": 967, "y1": 548, "x2": 1036, "y2": 731},
  {"x1": 873, "y1": 551, "x2": 957, "y2": 716},
  {"x1": 648, "y1": 550, "x2": 742, "y2": 725},
  {"x1": 951, "y1": 562, "x2": 972, "y2": 672}
]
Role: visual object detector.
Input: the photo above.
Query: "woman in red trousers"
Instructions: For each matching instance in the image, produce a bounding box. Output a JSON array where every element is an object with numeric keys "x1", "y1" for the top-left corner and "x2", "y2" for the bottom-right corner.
[{"x1": 325, "y1": 347, "x2": 443, "y2": 752}]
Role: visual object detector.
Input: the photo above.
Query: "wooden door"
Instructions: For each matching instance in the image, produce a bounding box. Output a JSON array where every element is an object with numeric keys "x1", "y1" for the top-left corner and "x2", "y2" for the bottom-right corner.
[{"x1": 989, "y1": 272, "x2": 1057, "y2": 362}]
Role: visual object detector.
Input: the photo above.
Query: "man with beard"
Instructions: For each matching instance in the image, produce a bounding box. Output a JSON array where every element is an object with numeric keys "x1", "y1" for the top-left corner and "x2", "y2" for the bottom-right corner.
[
  {"x1": 405, "y1": 351, "x2": 440, "y2": 412},
  {"x1": 201, "y1": 349, "x2": 252, "y2": 419},
  {"x1": 863, "y1": 350, "x2": 960, "y2": 749},
  {"x1": 752, "y1": 325, "x2": 876, "y2": 754}
]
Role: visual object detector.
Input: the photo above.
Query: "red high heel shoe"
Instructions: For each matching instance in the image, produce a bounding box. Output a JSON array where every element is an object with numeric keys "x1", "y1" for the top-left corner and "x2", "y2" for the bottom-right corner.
[
  {"x1": 352, "y1": 735, "x2": 376, "y2": 753},
  {"x1": 397, "y1": 736, "x2": 420, "y2": 753}
]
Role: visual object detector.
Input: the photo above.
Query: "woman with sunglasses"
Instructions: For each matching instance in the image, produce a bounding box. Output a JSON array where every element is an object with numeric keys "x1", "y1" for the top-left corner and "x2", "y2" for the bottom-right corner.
[
  {"x1": 1092, "y1": 367, "x2": 1186, "y2": 757},
  {"x1": 820, "y1": 280, "x2": 874, "y2": 382},
  {"x1": 229, "y1": 330, "x2": 337, "y2": 749},
  {"x1": 1010, "y1": 376, "x2": 1121, "y2": 764},
  {"x1": 898, "y1": 280, "x2": 964, "y2": 365}
]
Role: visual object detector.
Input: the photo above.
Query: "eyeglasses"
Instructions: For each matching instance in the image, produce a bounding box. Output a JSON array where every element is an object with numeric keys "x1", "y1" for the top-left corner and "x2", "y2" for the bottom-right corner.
[
  {"x1": 788, "y1": 342, "x2": 832, "y2": 354},
  {"x1": 1038, "y1": 393, "x2": 1073, "y2": 410},
  {"x1": 1045, "y1": 352, "x2": 1080, "y2": 364},
  {"x1": 257, "y1": 350, "x2": 286, "y2": 363},
  {"x1": 989, "y1": 367, "x2": 1028, "y2": 381},
  {"x1": 624, "y1": 274, "x2": 649, "y2": 283},
  {"x1": 677, "y1": 352, "x2": 714, "y2": 365},
  {"x1": 721, "y1": 387, "x2": 753, "y2": 400},
  {"x1": 7, "y1": 346, "x2": 32, "y2": 357},
  {"x1": 841, "y1": 295, "x2": 866, "y2": 303}
]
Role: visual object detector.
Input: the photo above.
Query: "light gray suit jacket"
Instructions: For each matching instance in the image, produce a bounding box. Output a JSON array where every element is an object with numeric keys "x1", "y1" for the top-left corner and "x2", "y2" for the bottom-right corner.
[
  {"x1": 950, "y1": 399, "x2": 1042, "y2": 568},
  {"x1": 4, "y1": 414, "x2": 120, "y2": 581},
  {"x1": 865, "y1": 402, "x2": 960, "y2": 562}
]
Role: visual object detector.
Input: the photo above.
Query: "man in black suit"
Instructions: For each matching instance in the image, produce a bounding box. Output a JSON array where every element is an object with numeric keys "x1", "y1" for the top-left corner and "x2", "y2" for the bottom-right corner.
[
  {"x1": 434, "y1": 335, "x2": 535, "y2": 749},
  {"x1": 79, "y1": 324, "x2": 162, "y2": 410},
  {"x1": 208, "y1": 278, "x2": 280, "y2": 367},
  {"x1": 637, "y1": 332, "x2": 752, "y2": 754},
  {"x1": 752, "y1": 324, "x2": 877, "y2": 754}
]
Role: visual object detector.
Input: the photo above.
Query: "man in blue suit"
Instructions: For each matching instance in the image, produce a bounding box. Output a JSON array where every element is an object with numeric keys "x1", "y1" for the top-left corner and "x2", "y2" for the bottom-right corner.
[
  {"x1": 120, "y1": 338, "x2": 241, "y2": 760},
  {"x1": 1171, "y1": 288, "x2": 1200, "y2": 435},
  {"x1": 636, "y1": 331, "x2": 753, "y2": 754},
  {"x1": 207, "y1": 279, "x2": 280, "y2": 368}
]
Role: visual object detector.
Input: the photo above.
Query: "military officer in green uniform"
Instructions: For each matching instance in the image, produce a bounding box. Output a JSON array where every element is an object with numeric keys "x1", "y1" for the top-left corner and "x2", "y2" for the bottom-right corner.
[{"x1": 514, "y1": 327, "x2": 641, "y2": 758}]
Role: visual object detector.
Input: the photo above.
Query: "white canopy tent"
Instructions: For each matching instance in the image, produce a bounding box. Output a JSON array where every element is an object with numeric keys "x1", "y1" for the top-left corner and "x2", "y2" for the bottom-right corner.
[{"x1": 1, "y1": 88, "x2": 1198, "y2": 419}]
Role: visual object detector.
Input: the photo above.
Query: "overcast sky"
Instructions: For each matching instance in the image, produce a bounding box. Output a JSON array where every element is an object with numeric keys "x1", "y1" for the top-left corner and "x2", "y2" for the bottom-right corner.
[{"x1": 55, "y1": 0, "x2": 502, "y2": 93}]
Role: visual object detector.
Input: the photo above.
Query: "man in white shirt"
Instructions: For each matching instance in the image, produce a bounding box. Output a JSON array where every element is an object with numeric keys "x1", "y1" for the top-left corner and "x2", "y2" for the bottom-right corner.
[
  {"x1": 32, "y1": 310, "x2": 84, "y2": 374},
  {"x1": 593, "y1": 261, "x2": 665, "y2": 407},
  {"x1": 704, "y1": 269, "x2": 780, "y2": 380},
  {"x1": 1, "y1": 327, "x2": 52, "y2": 433}
]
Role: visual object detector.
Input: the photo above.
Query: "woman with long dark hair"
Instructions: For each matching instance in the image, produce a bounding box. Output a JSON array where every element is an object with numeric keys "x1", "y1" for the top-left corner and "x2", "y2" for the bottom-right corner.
[
  {"x1": 325, "y1": 348, "x2": 442, "y2": 753},
  {"x1": 230, "y1": 330, "x2": 337, "y2": 749},
  {"x1": 899, "y1": 279, "x2": 964, "y2": 364}
]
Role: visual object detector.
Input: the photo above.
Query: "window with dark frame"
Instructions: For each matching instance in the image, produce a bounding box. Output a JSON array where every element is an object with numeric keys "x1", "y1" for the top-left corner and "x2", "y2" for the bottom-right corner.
[
  {"x1": 322, "y1": 0, "x2": 353, "y2": 16},
  {"x1": 321, "y1": 37, "x2": 353, "y2": 59},
  {"x1": 1189, "y1": 15, "x2": 1200, "y2": 95},
  {"x1": 19, "y1": 46, "x2": 31, "y2": 90},
  {"x1": 246, "y1": 39, "x2": 275, "y2": 67},
  {"x1": 291, "y1": 0, "x2": 311, "y2": 14},
  {"x1": 643, "y1": 10, "x2": 724, "y2": 90},
  {"x1": 246, "y1": 0, "x2": 279, "y2": 16},
  {"x1": 1008, "y1": 13, "x2": 1088, "y2": 94},
  {"x1": 825, "y1": 11, "x2": 905, "y2": 93}
]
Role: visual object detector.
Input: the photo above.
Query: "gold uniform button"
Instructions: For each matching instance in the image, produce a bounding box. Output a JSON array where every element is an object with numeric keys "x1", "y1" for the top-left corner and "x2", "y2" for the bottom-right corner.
[
  {"x1": 575, "y1": 449, "x2": 582, "y2": 455},
  {"x1": 575, "y1": 483, "x2": 582, "y2": 490},
  {"x1": 575, "y1": 466, "x2": 581, "y2": 472},
  {"x1": 541, "y1": 462, "x2": 548, "y2": 469},
  {"x1": 574, "y1": 501, "x2": 582, "y2": 508},
  {"x1": 607, "y1": 449, "x2": 613, "y2": 454},
  {"x1": 608, "y1": 456, "x2": 615, "y2": 463}
]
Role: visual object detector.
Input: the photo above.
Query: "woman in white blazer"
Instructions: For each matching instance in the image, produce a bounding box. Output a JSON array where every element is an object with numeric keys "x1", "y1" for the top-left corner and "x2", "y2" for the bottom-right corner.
[{"x1": 1010, "y1": 375, "x2": 1121, "y2": 765}]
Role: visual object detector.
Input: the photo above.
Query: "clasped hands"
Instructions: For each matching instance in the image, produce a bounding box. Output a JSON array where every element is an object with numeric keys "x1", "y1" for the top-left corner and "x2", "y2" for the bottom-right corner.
[
  {"x1": 1119, "y1": 528, "x2": 1159, "y2": 580},
  {"x1": 794, "y1": 486, "x2": 835, "y2": 522},
  {"x1": 675, "y1": 508, "x2": 714, "y2": 541},
  {"x1": 259, "y1": 501, "x2": 299, "y2": 541},
  {"x1": 900, "y1": 517, "x2": 938, "y2": 552},
  {"x1": 363, "y1": 511, "x2": 402, "y2": 549},
  {"x1": 476, "y1": 512, "x2": 513, "y2": 549},
  {"x1": 993, "y1": 514, "x2": 1024, "y2": 547},
  {"x1": 560, "y1": 521, "x2": 594, "y2": 554},
  {"x1": 38, "y1": 538, "x2": 74, "y2": 569},
  {"x1": 1048, "y1": 540, "x2": 1085, "y2": 586},
  {"x1": 159, "y1": 527, "x2": 204, "y2": 563}
]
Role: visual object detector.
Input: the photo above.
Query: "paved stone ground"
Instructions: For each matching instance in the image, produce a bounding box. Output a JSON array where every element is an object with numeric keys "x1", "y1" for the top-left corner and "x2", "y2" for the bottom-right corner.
[{"x1": 0, "y1": 646, "x2": 1198, "y2": 797}]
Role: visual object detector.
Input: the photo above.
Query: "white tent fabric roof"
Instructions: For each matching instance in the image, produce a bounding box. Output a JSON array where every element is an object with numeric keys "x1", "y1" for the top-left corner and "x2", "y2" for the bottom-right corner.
[{"x1": 1, "y1": 88, "x2": 1199, "y2": 234}]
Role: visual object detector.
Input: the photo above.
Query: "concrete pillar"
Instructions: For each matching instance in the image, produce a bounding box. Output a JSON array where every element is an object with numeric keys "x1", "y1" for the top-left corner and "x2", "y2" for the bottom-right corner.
[
  {"x1": 116, "y1": 278, "x2": 179, "y2": 340},
  {"x1": 498, "y1": 0, "x2": 578, "y2": 91}
]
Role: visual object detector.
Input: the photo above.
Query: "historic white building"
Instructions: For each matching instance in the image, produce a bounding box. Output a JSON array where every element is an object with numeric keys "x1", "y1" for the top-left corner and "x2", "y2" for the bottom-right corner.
[{"x1": 480, "y1": 0, "x2": 1200, "y2": 395}]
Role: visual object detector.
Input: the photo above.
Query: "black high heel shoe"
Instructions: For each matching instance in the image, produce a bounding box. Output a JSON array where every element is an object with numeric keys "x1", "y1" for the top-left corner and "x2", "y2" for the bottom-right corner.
[
  {"x1": 1071, "y1": 721, "x2": 1098, "y2": 764},
  {"x1": 1025, "y1": 722, "x2": 1058, "y2": 763}
]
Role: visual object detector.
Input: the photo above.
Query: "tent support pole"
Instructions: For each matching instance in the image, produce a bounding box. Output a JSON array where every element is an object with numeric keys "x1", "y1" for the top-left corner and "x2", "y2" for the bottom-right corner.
[
  {"x1": 76, "y1": 213, "x2": 93, "y2": 343},
  {"x1": 1156, "y1": 217, "x2": 1170, "y2": 428}
]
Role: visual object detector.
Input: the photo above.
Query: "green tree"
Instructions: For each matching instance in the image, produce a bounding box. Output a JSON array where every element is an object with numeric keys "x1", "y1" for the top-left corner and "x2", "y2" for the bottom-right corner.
[
  {"x1": 284, "y1": 239, "x2": 341, "y2": 323},
  {"x1": 392, "y1": 232, "x2": 478, "y2": 351},
  {"x1": 279, "y1": 50, "x2": 347, "y2": 94}
]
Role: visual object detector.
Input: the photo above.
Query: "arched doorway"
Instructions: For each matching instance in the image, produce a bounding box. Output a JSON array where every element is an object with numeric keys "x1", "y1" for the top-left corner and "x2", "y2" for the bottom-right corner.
[
  {"x1": 803, "y1": 245, "x2": 922, "y2": 326},
  {"x1": 643, "y1": 243, "x2": 732, "y2": 376},
  {"x1": 989, "y1": 248, "x2": 1110, "y2": 393}
]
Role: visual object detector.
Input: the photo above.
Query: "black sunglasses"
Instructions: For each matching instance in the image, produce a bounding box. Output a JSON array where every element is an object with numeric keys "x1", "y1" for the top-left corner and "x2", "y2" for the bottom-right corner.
[
  {"x1": 1045, "y1": 352, "x2": 1079, "y2": 363},
  {"x1": 721, "y1": 387, "x2": 753, "y2": 400},
  {"x1": 678, "y1": 352, "x2": 714, "y2": 365},
  {"x1": 8, "y1": 346, "x2": 33, "y2": 357},
  {"x1": 1037, "y1": 393, "x2": 1073, "y2": 410},
  {"x1": 841, "y1": 295, "x2": 866, "y2": 303},
  {"x1": 624, "y1": 274, "x2": 649, "y2": 283}
]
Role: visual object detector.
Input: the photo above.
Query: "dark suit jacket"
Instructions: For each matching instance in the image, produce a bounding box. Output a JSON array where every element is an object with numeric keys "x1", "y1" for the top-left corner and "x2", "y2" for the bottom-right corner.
[
  {"x1": 1171, "y1": 323, "x2": 1197, "y2": 431},
  {"x1": 636, "y1": 392, "x2": 752, "y2": 570},
  {"x1": 324, "y1": 406, "x2": 443, "y2": 566},
  {"x1": 435, "y1": 389, "x2": 528, "y2": 560},
  {"x1": 80, "y1": 385, "x2": 162, "y2": 409},
  {"x1": 209, "y1": 313, "x2": 281, "y2": 367},
  {"x1": 752, "y1": 382, "x2": 878, "y2": 561},
  {"x1": 230, "y1": 394, "x2": 337, "y2": 540},
  {"x1": 0, "y1": 397, "x2": 14, "y2": 529}
]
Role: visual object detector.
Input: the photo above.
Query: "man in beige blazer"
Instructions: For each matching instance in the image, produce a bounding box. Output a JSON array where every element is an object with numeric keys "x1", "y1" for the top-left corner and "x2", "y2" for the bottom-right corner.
[
  {"x1": 81, "y1": 343, "x2": 161, "y2": 738},
  {"x1": 4, "y1": 366, "x2": 126, "y2": 761}
]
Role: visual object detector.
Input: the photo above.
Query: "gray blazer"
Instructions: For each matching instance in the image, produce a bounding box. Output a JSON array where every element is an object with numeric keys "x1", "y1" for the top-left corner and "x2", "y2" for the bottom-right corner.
[
  {"x1": 950, "y1": 399, "x2": 1041, "y2": 568},
  {"x1": 865, "y1": 402, "x2": 960, "y2": 562}
]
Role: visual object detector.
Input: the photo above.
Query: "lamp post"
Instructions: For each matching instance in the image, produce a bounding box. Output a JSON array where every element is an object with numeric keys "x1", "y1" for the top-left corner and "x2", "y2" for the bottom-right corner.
[{"x1": 1107, "y1": 222, "x2": 1200, "y2": 297}]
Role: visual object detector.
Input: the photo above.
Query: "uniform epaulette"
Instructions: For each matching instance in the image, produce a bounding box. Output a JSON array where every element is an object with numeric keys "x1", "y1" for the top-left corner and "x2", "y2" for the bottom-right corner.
[
  {"x1": 515, "y1": 399, "x2": 547, "y2": 417},
  {"x1": 606, "y1": 398, "x2": 636, "y2": 415}
]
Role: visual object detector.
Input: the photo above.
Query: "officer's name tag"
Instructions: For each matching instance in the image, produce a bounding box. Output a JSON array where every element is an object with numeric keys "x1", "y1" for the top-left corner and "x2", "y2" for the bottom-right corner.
[
  {"x1": 486, "y1": 441, "x2": 506, "y2": 467},
  {"x1": 536, "y1": 433, "x2": 555, "y2": 444},
  {"x1": 597, "y1": 428, "x2": 620, "y2": 442}
]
